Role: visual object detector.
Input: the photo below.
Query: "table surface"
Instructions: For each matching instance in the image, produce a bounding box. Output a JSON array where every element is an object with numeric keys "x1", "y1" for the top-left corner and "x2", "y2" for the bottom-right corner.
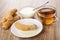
[{"x1": 0, "y1": 0, "x2": 60, "y2": 40}]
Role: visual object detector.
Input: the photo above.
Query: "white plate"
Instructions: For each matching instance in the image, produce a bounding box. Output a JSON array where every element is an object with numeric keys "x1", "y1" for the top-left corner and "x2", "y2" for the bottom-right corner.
[{"x1": 10, "y1": 19, "x2": 43, "y2": 38}]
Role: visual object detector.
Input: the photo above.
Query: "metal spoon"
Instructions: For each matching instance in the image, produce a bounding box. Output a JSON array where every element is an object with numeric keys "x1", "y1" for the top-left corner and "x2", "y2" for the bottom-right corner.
[{"x1": 33, "y1": 1, "x2": 49, "y2": 11}]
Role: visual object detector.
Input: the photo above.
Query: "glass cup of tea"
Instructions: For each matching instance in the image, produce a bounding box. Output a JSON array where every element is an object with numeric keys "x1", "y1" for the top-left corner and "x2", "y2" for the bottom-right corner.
[{"x1": 37, "y1": 5, "x2": 58, "y2": 25}]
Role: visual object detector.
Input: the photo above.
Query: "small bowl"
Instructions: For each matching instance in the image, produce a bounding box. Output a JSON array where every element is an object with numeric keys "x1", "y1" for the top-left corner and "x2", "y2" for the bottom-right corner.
[
  {"x1": 10, "y1": 19, "x2": 43, "y2": 38},
  {"x1": 19, "y1": 7, "x2": 35, "y2": 18}
]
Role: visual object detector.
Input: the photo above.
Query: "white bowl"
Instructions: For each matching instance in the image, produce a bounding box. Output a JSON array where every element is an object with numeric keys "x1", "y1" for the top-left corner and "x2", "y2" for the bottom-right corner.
[
  {"x1": 10, "y1": 19, "x2": 43, "y2": 38},
  {"x1": 19, "y1": 7, "x2": 35, "y2": 18}
]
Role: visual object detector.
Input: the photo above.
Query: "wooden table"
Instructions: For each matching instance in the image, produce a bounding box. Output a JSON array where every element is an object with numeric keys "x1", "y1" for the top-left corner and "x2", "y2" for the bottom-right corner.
[{"x1": 0, "y1": 0, "x2": 60, "y2": 40}]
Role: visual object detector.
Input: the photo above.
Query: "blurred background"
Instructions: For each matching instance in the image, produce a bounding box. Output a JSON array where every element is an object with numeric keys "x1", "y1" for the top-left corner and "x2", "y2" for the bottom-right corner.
[{"x1": 0, "y1": 0, "x2": 58, "y2": 18}]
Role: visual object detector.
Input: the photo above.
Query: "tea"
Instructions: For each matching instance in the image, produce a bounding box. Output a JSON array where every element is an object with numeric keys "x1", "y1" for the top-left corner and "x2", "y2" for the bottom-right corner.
[
  {"x1": 38, "y1": 8, "x2": 56, "y2": 17},
  {"x1": 39, "y1": 16, "x2": 55, "y2": 24},
  {"x1": 38, "y1": 8, "x2": 56, "y2": 24}
]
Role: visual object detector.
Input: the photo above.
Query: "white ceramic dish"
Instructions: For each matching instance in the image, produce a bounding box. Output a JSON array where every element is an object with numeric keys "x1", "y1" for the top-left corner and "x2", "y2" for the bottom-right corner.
[
  {"x1": 10, "y1": 19, "x2": 43, "y2": 38},
  {"x1": 19, "y1": 7, "x2": 35, "y2": 18}
]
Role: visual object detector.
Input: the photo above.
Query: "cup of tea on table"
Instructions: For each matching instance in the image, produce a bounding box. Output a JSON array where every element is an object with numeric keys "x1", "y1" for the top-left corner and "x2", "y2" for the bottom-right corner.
[{"x1": 37, "y1": 5, "x2": 57, "y2": 25}]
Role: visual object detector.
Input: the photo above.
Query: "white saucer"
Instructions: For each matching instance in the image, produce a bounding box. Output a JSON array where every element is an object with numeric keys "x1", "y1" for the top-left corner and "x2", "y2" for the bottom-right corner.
[{"x1": 10, "y1": 19, "x2": 43, "y2": 38}]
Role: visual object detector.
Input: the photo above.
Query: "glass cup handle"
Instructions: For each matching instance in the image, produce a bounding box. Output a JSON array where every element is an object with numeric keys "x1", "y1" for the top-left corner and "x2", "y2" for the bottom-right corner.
[{"x1": 55, "y1": 16, "x2": 59, "y2": 22}]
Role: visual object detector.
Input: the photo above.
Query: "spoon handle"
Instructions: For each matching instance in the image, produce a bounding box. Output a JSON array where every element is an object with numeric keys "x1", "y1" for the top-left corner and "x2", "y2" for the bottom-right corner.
[{"x1": 33, "y1": 1, "x2": 49, "y2": 11}]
